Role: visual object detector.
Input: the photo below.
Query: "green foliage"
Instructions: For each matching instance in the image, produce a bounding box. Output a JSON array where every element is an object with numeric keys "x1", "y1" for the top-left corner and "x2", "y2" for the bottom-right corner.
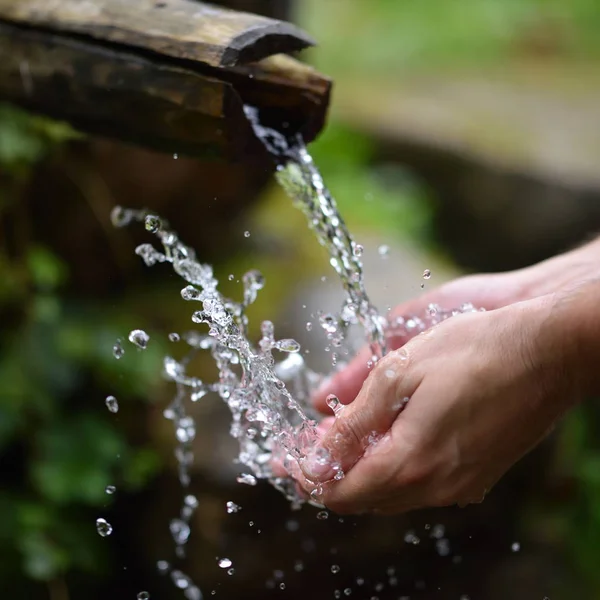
[
  {"x1": 557, "y1": 404, "x2": 600, "y2": 592},
  {"x1": 0, "y1": 103, "x2": 80, "y2": 178},
  {"x1": 0, "y1": 105, "x2": 162, "y2": 590},
  {"x1": 301, "y1": 0, "x2": 600, "y2": 77},
  {"x1": 308, "y1": 122, "x2": 435, "y2": 243}
]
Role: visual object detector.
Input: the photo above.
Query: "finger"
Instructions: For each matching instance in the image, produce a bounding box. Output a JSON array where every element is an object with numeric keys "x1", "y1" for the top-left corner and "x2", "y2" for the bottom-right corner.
[
  {"x1": 301, "y1": 345, "x2": 423, "y2": 483},
  {"x1": 313, "y1": 287, "x2": 451, "y2": 414},
  {"x1": 316, "y1": 418, "x2": 428, "y2": 514},
  {"x1": 313, "y1": 346, "x2": 373, "y2": 412}
]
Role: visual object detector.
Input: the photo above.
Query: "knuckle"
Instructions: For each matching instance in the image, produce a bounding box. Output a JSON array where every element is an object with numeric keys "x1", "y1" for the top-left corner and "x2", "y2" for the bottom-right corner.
[{"x1": 333, "y1": 412, "x2": 365, "y2": 450}]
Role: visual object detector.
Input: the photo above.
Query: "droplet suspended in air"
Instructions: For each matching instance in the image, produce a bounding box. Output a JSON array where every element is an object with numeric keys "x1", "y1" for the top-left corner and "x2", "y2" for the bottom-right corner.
[
  {"x1": 173, "y1": 153, "x2": 179, "y2": 160},
  {"x1": 237, "y1": 473, "x2": 257, "y2": 486},
  {"x1": 112, "y1": 339, "x2": 124, "y2": 360},
  {"x1": 218, "y1": 558, "x2": 232, "y2": 569},
  {"x1": 326, "y1": 394, "x2": 343, "y2": 416},
  {"x1": 128, "y1": 329, "x2": 149, "y2": 349},
  {"x1": 276, "y1": 339, "x2": 301, "y2": 353},
  {"x1": 511, "y1": 542, "x2": 520, "y2": 552},
  {"x1": 105, "y1": 485, "x2": 116, "y2": 495},
  {"x1": 352, "y1": 243, "x2": 363, "y2": 257},
  {"x1": 105, "y1": 395, "x2": 119, "y2": 413},
  {"x1": 137, "y1": 593, "x2": 150, "y2": 600},
  {"x1": 377, "y1": 244, "x2": 390, "y2": 258},
  {"x1": 423, "y1": 269, "x2": 431, "y2": 279},
  {"x1": 331, "y1": 565, "x2": 340, "y2": 574},
  {"x1": 144, "y1": 214, "x2": 161, "y2": 233},
  {"x1": 226, "y1": 501, "x2": 241, "y2": 514},
  {"x1": 316, "y1": 510, "x2": 329, "y2": 520},
  {"x1": 168, "y1": 332, "x2": 180, "y2": 342},
  {"x1": 244, "y1": 231, "x2": 250, "y2": 238},
  {"x1": 96, "y1": 518, "x2": 113, "y2": 537}
]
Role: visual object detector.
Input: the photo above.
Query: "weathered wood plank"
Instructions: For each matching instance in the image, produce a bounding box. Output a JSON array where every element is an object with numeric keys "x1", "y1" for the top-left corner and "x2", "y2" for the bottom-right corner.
[
  {"x1": 0, "y1": 0, "x2": 315, "y2": 67},
  {"x1": 0, "y1": 20, "x2": 330, "y2": 161}
]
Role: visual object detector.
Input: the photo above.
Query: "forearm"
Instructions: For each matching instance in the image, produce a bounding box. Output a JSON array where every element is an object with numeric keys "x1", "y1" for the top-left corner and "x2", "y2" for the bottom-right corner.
[
  {"x1": 512, "y1": 235, "x2": 600, "y2": 303},
  {"x1": 544, "y1": 276, "x2": 600, "y2": 398}
]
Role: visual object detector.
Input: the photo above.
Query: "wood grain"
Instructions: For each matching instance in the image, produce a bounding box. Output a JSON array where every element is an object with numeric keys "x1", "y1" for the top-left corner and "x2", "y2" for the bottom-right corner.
[{"x1": 0, "y1": 0, "x2": 315, "y2": 67}]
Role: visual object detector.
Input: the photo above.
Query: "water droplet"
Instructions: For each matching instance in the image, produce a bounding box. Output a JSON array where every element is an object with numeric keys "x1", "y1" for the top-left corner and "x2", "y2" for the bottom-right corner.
[
  {"x1": 326, "y1": 394, "x2": 343, "y2": 416},
  {"x1": 244, "y1": 231, "x2": 250, "y2": 238},
  {"x1": 435, "y1": 538, "x2": 451, "y2": 556},
  {"x1": 173, "y1": 153, "x2": 179, "y2": 160},
  {"x1": 331, "y1": 565, "x2": 340, "y2": 574},
  {"x1": 112, "y1": 339, "x2": 124, "y2": 359},
  {"x1": 285, "y1": 519, "x2": 299, "y2": 532},
  {"x1": 157, "y1": 560, "x2": 170, "y2": 574},
  {"x1": 170, "y1": 519, "x2": 191, "y2": 545},
  {"x1": 226, "y1": 501, "x2": 241, "y2": 514},
  {"x1": 105, "y1": 395, "x2": 119, "y2": 413},
  {"x1": 511, "y1": 542, "x2": 520, "y2": 552},
  {"x1": 218, "y1": 558, "x2": 232, "y2": 569},
  {"x1": 430, "y1": 524, "x2": 445, "y2": 539},
  {"x1": 181, "y1": 285, "x2": 201, "y2": 301},
  {"x1": 137, "y1": 593, "x2": 150, "y2": 600},
  {"x1": 294, "y1": 560, "x2": 304, "y2": 572},
  {"x1": 276, "y1": 338, "x2": 301, "y2": 353},
  {"x1": 237, "y1": 473, "x2": 257, "y2": 486},
  {"x1": 168, "y1": 332, "x2": 180, "y2": 342},
  {"x1": 128, "y1": 329, "x2": 149, "y2": 349},
  {"x1": 344, "y1": 589, "x2": 352, "y2": 596},
  {"x1": 317, "y1": 511, "x2": 329, "y2": 520},
  {"x1": 404, "y1": 530, "x2": 420, "y2": 544},
  {"x1": 228, "y1": 274, "x2": 234, "y2": 281},
  {"x1": 184, "y1": 494, "x2": 199, "y2": 508},
  {"x1": 423, "y1": 269, "x2": 431, "y2": 279},
  {"x1": 96, "y1": 518, "x2": 113, "y2": 537},
  {"x1": 227, "y1": 568, "x2": 235, "y2": 576},
  {"x1": 110, "y1": 205, "x2": 135, "y2": 227},
  {"x1": 377, "y1": 244, "x2": 390, "y2": 258},
  {"x1": 105, "y1": 485, "x2": 116, "y2": 495},
  {"x1": 306, "y1": 321, "x2": 313, "y2": 331},
  {"x1": 352, "y1": 243, "x2": 363, "y2": 257},
  {"x1": 144, "y1": 214, "x2": 161, "y2": 233}
]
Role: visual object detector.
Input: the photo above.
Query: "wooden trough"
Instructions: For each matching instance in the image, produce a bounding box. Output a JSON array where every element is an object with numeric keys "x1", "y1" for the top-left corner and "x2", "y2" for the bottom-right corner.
[{"x1": 0, "y1": 0, "x2": 331, "y2": 160}]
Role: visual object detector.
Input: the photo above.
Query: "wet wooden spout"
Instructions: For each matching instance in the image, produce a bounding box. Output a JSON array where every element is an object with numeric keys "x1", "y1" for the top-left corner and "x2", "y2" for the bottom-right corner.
[{"x1": 0, "y1": 0, "x2": 331, "y2": 160}]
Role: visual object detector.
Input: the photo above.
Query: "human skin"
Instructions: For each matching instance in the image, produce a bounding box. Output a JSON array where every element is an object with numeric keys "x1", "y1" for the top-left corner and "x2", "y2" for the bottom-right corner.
[{"x1": 296, "y1": 237, "x2": 600, "y2": 514}]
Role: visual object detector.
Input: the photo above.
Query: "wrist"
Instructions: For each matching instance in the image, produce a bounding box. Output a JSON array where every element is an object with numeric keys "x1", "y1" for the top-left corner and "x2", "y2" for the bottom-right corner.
[
  {"x1": 542, "y1": 278, "x2": 600, "y2": 399},
  {"x1": 512, "y1": 237, "x2": 600, "y2": 303}
]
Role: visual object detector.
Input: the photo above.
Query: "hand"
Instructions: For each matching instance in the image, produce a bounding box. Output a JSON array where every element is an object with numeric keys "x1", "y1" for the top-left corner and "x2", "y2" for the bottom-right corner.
[
  {"x1": 299, "y1": 295, "x2": 579, "y2": 514},
  {"x1": 314, "y1": 270, "x2": 526, "y2": 412}
]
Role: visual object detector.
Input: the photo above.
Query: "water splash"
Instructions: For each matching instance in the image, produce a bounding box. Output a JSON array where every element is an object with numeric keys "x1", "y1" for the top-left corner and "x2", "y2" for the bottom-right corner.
[{"x1": 111, "y1": 112, "x2": 480, "y2": 599}]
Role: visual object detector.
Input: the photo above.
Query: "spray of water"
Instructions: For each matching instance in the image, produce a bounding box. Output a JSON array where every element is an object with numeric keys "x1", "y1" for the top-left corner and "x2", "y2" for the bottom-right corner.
[{"x1": 107, "y1": 112, "x2": 479, "y2": 597}]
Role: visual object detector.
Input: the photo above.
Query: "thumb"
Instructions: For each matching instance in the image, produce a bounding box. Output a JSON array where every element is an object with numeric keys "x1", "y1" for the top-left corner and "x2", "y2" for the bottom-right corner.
[
  {"x1": 313, "y1": 288, "x2": 452, "y2": 414},
  {"x1": 301, "y1": 346, "x2": 422, "y2": 483}
]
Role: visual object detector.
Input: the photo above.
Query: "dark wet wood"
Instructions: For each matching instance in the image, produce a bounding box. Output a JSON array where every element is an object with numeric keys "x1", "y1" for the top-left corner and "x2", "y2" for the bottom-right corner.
[
  {"x1": 0, "y1": 16, "x2": 330, "y2": 161},
  {"x1": 0, "y1": 0, "x2": 315, "y2": 67}
]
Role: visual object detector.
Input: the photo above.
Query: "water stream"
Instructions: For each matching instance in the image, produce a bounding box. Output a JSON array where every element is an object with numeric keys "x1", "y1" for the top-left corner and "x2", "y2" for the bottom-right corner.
[{"x1": 107, "y1": 110, "x2": 478, "y2": 598}]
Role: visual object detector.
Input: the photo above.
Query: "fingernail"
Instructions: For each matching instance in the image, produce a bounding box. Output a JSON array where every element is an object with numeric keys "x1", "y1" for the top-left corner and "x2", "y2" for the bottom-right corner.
[{"x1": 302, "y1": 447, "x2": 335, "y2": 482}]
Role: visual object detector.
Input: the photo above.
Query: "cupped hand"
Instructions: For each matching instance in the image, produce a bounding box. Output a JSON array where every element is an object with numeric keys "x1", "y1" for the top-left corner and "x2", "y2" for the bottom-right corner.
[
  {"x1": 314, "y1": 271, "x2": 527, "y2": 412},
  {"x1": 299, "y1": 295, "x2": 577, "y2": 514}
]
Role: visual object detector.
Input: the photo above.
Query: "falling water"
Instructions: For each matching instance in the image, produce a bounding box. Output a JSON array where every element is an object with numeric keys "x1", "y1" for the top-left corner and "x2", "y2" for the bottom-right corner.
[{"x1": 107, "y1": 109, "x2": 479, "y2": 597}]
